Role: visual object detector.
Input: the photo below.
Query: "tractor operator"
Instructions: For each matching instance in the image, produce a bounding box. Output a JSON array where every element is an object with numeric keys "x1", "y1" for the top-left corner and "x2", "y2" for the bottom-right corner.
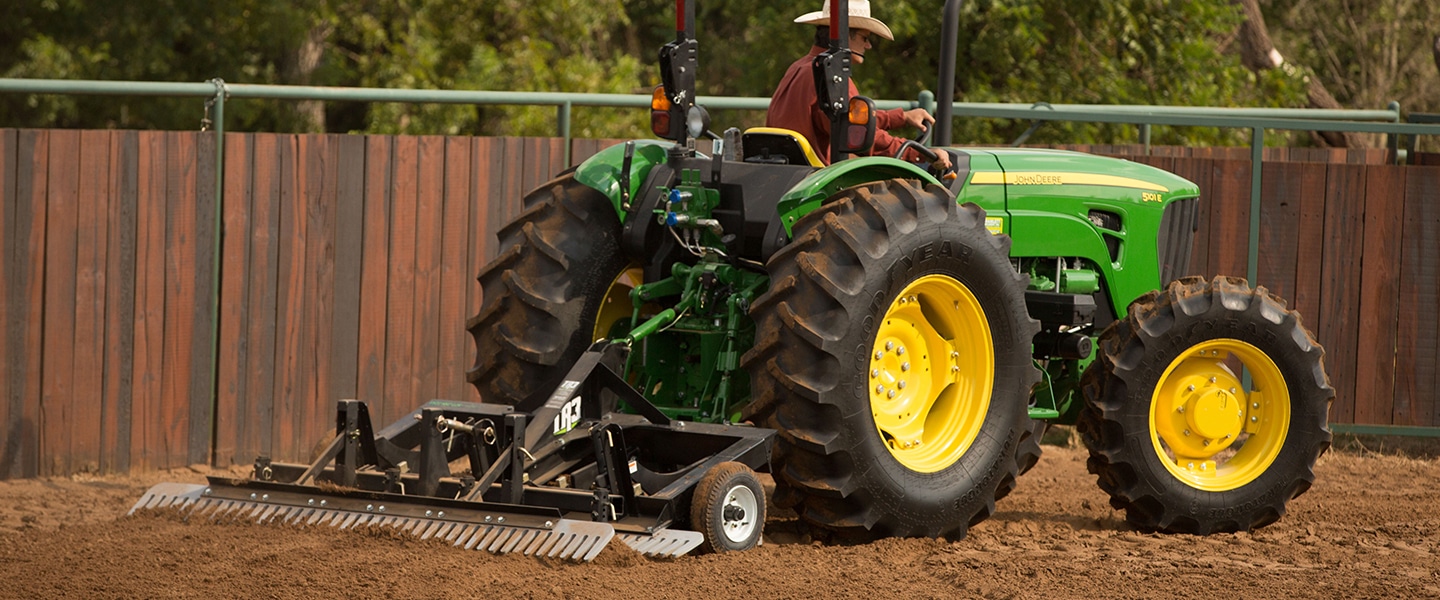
[{"x1": 767, "y1": 0, "x2": 952, "y2": 170}]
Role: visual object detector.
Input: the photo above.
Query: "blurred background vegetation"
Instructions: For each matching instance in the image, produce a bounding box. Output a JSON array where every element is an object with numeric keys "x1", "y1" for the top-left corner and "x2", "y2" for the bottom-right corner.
[{"x1": 1, "y1": 0, "x2": 1435, "y2": 147}]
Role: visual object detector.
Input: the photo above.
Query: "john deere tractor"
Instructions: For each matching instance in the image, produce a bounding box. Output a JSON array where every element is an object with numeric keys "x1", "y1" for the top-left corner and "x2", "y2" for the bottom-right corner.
[
  {"x1": 469, "y1": 0, "x2": 1333, "y2": 544},
  {"x1": 136, "y1": 0, "x2": 1332, "y2": 558}
]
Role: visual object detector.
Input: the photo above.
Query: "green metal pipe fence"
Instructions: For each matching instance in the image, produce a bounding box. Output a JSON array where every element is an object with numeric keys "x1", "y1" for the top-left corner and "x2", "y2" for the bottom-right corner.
[{"x1": 5, "y1": 77, "x2": 1440, "y2": 442}]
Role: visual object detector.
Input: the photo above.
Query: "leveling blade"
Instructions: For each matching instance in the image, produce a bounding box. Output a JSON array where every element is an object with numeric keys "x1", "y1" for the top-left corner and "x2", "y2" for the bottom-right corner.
[{"x1": 130, "y1": 482, "x2": 616, "y2": 561}]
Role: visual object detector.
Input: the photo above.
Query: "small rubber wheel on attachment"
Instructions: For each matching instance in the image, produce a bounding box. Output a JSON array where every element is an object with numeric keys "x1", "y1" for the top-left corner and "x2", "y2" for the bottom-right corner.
[{"x1": 690, "y1": 461, "x2": 765, "y2": 553}]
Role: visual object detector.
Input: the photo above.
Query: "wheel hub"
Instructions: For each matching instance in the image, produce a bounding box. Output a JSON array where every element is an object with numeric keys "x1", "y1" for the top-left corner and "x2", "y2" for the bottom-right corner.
[
  {"x1": 868, "y1": 275, "x2": 993, "y2": 473},
  {"x1": 1149, "y1": 339, "x2": 1291, "y2": 491},
  {"x1": 1185, "y1": 387, "x2": 1244, "y2": 441},
  {"x1": 720, "y1": 485, "x2": 758, "y2": 544}
]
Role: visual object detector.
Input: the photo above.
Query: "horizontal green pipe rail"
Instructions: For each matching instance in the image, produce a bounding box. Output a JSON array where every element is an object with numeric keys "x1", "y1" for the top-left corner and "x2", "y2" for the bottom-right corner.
[{"x1": 0, "y1": 78, "x2": 1422, "y2": 128}]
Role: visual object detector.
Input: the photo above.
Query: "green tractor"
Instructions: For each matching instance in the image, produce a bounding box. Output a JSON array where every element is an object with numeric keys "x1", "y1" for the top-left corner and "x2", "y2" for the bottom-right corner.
[
  {"x1": 135, "y1": 0, "x2": 1333, "y2": 558},
  {"x1": 468, "y1": 0, "x2": 1334, "y2": 544}
]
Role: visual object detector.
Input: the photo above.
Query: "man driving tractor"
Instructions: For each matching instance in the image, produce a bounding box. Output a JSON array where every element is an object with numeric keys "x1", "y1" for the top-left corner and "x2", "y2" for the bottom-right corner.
[{"x1": 767, "y1": 0, "x2": 952, "y2": 170}]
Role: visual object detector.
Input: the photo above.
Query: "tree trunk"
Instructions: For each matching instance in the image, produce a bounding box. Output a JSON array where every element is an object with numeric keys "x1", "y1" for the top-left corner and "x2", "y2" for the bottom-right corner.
[
  {"x1": 1232, "y1": 0, "x2": 1354, "y2": 147},
  {"x1": 285, "y1": 23, "x2": 333, "y2": 133}
]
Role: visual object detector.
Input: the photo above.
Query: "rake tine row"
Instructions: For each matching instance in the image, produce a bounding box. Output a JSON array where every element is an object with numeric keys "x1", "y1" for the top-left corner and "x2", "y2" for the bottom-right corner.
[{"x1": 130, "y1": 482, "x2": 619, "y2": 561}]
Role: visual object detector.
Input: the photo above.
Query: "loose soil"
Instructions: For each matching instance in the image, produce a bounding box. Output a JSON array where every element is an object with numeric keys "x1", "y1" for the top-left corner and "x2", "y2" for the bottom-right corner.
[{"x1": 2, "y1": 437, "x2": 1437, "y2": 599}]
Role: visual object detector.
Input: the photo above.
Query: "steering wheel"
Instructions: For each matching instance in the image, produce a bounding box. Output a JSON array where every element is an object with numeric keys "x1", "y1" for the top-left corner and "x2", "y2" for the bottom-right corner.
[{"x1": 893, "y1": 124, "x2": 954, "y2": 179}]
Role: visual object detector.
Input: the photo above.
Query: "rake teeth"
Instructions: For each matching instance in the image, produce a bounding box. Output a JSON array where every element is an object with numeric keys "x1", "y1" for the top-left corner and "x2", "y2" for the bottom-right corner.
[
  {"x1": 616, "y1": 529, "x2": 704, "y2": 558},
  {"x1": 129, "y1": 482, "x2": 616, "y2": 561}
]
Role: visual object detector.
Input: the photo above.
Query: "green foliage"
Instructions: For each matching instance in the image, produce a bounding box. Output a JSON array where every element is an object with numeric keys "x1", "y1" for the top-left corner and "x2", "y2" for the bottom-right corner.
[{"x1": 0, "y1": 0, "x2": 1345, "y2": 146}]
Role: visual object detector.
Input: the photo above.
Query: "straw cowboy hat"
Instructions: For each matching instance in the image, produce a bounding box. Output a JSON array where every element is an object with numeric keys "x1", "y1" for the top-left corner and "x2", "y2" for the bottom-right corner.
[{"x1": 793, "y1": 0, "x2": 894, "y2": 41}]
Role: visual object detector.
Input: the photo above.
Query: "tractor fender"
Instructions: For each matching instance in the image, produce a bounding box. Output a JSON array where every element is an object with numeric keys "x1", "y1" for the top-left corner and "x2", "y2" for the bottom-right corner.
[
  {"x1": 573, "y1": 140, "x2": 675, "y2": 219},
  {"x1": 775, "y1": 157, "x2": 941, "y2": 237}
]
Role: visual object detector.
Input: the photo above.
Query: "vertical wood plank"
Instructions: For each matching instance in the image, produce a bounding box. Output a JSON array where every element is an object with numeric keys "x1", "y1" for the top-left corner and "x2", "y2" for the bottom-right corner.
[
  {"x1": 1394, "y1": 166, "x2": 1440, "y2": 427},
  {"x1": 439, "y1": 137, "x2": 472, "y2": 402},
  {"x1": 100, "y1": 131, "x2": 138, "y2": 473},
  {"x1": 1207, "y1": 159, "x2": 1250, "y2": 280},
  {"x1": 41, "y1": 130, "x2": 80, "y2": 475},
  {"x1": 299, "y1": 134, "x2": 337, "y2": 451},
  {"x1": 246, "y1": 134, "x2": 282, "y2": 460},
  {"x1": 72, "y1": 130, "x2": 111, "y2": 473},
  {"x1": 331, "y1": 135, "x2": 366, "y2": 402},
  {"x1": 272, "y1": 134, "x2": 308, "y2": 461},
  {"x1": 1290, "y1": 162, "x2": 1328, "y2": 333},
  {"x1": 1317, "y1": 163, "x2": 1366, "y2": 424},
  {"x1": 215, "y1": 133, "x2": 253, "y2": 466},
  {"x1": 0, "y1": 130, "x2": 15, "y2": 477},
  {"x1": 1256, "y1": 162, "x2": 1301, "y2": 304},
  {"x1": 131, "y1": 132, "x2": 166, "y2": 470},
  {"x1": 189, "y1": 131, "x2": 217, "y2": 466},
  {"x1": 356, "y1": 136, "x2": 391, "y2": 418},
  {"x1": 465, "y1": 137, "x2": 495, "y2": 403},
  {"x1": 2, "y1": 130, "x2": 46, "y2": 479},
  {"x1": 383, "y1": 136, "x2": 419, "y2": 424},
  {"x1": 1353, "y1": 166, "x2": 1404, "y2": 425},
  {"x1": 160, "y1": 131, "x2": 198, "y2": 468},
  {"x1": 412, "y1": 136, "x2": 445, "y2": 404}
]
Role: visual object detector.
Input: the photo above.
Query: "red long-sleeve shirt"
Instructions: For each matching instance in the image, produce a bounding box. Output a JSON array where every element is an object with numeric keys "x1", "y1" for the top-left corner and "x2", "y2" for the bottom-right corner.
[{"x1": 766, "y1": 45, "x2": 911, "y2": 165}]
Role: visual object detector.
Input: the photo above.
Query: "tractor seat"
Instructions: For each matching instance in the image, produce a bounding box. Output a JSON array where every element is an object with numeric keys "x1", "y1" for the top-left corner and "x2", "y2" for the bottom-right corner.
[{"x1": 741, "y1": 127, "x2": 824, "y2": 168}]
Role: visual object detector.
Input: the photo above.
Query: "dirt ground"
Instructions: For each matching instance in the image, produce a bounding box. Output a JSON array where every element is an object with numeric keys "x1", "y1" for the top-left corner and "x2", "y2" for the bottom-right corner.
[{"x1": 2, "y1": 434, "x2": 1437, "y2": 600}]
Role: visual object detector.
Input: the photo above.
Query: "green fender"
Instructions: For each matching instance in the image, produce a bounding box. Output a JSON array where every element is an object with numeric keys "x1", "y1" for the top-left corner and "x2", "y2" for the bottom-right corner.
[
  {"x1": 573, "y1": 140, "x2": 674, "y2": 219},
  {"x1": 775, "y1": 157, "x2": 941, "y2": 236}
]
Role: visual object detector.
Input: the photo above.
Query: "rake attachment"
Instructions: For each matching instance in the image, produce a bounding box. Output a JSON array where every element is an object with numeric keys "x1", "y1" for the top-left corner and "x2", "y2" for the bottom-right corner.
[{"x1": 131, "y1": 344, "x2": 773, "y2": 561}]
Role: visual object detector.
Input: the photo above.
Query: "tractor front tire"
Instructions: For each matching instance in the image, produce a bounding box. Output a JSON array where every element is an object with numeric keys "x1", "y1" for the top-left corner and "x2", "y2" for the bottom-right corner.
[
  {"x1": 1077, "y1": 276, "x2": 1333, "y2": 534},
  {"x1": 468, "y1": 174, "x2": 631, "y2": 411},
  {"x1": 743, "y1": 179, "x2": 1039, "y2": 541}
]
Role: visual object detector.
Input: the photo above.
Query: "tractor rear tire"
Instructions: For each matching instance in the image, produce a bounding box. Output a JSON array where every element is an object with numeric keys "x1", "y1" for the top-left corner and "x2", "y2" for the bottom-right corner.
[
  {"x1": 467, "y1": 174, "x2": 630, "y2": 411},
  {"x1": 1077, "y1": 276, "x2": 1333, "y2": 534},
  {"x1": 993, "y1": 416, "x2": 1048, "y2": 502},
  {"x1": 742, "y1": 179, "x2": 1039, "y2": 541}
]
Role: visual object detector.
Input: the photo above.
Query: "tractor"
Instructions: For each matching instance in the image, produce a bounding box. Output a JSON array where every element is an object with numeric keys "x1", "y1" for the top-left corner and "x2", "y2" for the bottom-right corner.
[{"x1": 134, "y1": 0, "x2": 1333, "y2": 558}]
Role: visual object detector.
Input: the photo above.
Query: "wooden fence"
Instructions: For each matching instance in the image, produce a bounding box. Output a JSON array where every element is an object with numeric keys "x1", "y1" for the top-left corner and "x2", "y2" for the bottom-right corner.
[{"x1": 1, "y1": 129, "x2": 1436, "y2": 478}]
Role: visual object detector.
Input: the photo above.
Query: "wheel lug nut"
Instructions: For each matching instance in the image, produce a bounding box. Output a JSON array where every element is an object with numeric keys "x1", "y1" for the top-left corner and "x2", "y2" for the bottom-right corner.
[
  {"x1": 897, "y1": 347, "x2": 905, "y2": 356},
  {"x1": 1230, "y1": 387, "x2": 1237, "y2": 394},
  {"x1": 1186, "y1": 385, "x2": 1195, "y2": 392},
  {"x1": 1251, "y1": 416, "x2": 1258, "y2": 422},
  {"x1": 897, "y1": 381, "x2": 906, "y2": 389},
  {"x1": 886, "y1": 341, "x2": 894, "y2": 351},
  {"x1": 1184, "y1": 429, "x2": 1191, "y2": 436},
  {"x1": 950, "y1": 366, "x2": 959, "y2": 373},
  {"x1": 951, "y1": 351, "x2": 959, "y2": 359},
  {"x1": 875, "y1": 351, "x2": 884, "y2": 360},
  {"x1": 1177, "y1": 405, "x2": 1185, "y2": 413},
  {"x1": 1252, "y1": 402, "x2": 1260, "y2": 409},
  {"x1": 901, "y1": 362, "x2": 910, "y2": 372},
  {"x1": 1209, "y1": 377, "x2": 1217, "y2": 383},
  {"x1": 871, "y1": 369, "x2": 879, "y2": 378},
  {"x1": 887, "y1": 390, "x2": 896, "y2": 399},
  {"x1": 875, "y1": 384, "x2": 885, "y2": 394}
]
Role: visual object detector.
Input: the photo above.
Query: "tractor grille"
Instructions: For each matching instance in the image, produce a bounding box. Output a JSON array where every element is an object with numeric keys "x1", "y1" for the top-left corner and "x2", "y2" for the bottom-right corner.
[{"x1": 1157, "y1": 197, "x2": 1199, "y2": 286}]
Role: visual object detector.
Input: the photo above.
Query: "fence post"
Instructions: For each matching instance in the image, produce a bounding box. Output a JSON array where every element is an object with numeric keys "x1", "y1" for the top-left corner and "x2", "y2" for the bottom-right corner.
[
  {"x1": 207, "y1": 78, "x2": 228, "y2": 466},
  {"x1": 558, "y1": 101, "x2": 573, "y2": 166}
]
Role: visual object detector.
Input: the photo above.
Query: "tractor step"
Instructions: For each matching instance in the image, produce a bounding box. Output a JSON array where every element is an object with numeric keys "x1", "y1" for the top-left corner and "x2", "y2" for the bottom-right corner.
[{"x1": 130, "y1": 482, "x2": 615, "y2": 561}]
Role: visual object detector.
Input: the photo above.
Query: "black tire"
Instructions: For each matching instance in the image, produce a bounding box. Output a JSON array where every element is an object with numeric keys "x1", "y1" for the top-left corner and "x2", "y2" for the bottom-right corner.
[
  {"x1": 1014, "y1": 417, "x2": 1048, "y2": 477},
  {"x1": 690, "y1": 462, "x2": 766, "y2": 553},
  {"x1": 992, "y1": 416, "x2": 1046, "y2": 503},
  {"x1": 741, "y1": 179, "x2": 1039, "y2": 541},
  {"x1": 467, "y1": 174, "x2": 629, "y2": 411},
  {"x1": 1077, "y1": 276, "x2": 1334, "y2": 534}
]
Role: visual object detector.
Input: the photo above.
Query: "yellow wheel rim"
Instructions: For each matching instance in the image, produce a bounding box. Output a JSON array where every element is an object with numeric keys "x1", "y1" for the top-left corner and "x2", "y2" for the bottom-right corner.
[
  {"x1": 869, "y1": 275, "x2": 994, "y2": 473},
  {"x1": 1149, "y1": 339, "x2": 1290, "y2": 491},
  {"x1": 593, "y1": 266, "x2": 643, "y2": 342}
]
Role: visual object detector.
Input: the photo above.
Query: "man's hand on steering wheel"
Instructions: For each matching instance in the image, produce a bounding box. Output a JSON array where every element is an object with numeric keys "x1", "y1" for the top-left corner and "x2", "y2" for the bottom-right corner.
[{"x1": 894, "y1": 122, "x2": 953, "y2": 175}]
